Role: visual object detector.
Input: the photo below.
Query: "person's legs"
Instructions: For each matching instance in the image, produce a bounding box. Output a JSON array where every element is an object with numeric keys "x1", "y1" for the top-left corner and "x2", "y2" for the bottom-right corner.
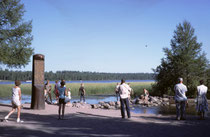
[
  {"x1": 120, "y1": 98, "x2": 125, "y2": 118},
  {"x1": 17, "y1": 106, "x2": 21, "y2": 119},
  {"x1": 201, "y1": 110, "x2": 205, "y2": 120},
  {"x1": 48, "y1": 92, "x2": 52, "y2": 103},
  {"x1": 62, "y1": 102, "x2": 66, "y2": 119},
  {"x1": 125, "y1": 98, "x2": 131, "y2": 118},
  {"x1": 16, "y1": 106, "x2": 22, "y2": 122},
  {"x1": 80, "y1": 95, "x2": 82, "y2": 102},
  {"x1": 180, "y1": 101, "x2": 186, "y2": 120},
  {"x1": 5, "y1": 108, "x2": 16, "y2": 120},
  {"x1": 58, "y1": 99, "x2": 61, "y2": 119},
  {"x1": 176, "y1": 101, "x2": 181, "y2": 120},
  {"x1": 116, "y1": 93, "x2": 119, "y2": 101},
  {"x1": 83, "y1": 95, "x2": 86, "y2": 103}
]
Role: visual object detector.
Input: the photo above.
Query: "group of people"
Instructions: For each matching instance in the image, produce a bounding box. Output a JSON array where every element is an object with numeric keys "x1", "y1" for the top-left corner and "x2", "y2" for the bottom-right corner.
[
  {"x1": 3, "y1": 78, "x2": 209, "y2": 122},
  {"x1": 174, "y1": 78, "x2": 208, "y2": 120},
  {"x1": 44, "y1": 80, "x2": 86, "y2": 119},
  {"x1": 44, "y1": 80, "x2": 86, "y2": 105}
]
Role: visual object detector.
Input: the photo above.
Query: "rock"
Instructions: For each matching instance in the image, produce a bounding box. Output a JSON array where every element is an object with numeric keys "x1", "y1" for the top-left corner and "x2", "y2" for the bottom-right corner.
[
  {"x1": 99, "y1": 101, "x2": 105, "y2": 105},
  {"x1": 163, "y1": 94, "x2": 169, "y2": 98},
  {"x1": 74, "y1": 103, "x2": 82, "y2": 108},
  {"x1": 150, "y1": 96, "x2": 158, "y2": 103},
  {"x1": 116, "y1": 101, "x2": 120, "y2": 105},
  {"x1": 109, "y1": 106, "x2": 115, "y2": 109},
  {"x1": 163, "y1": 98, "x2": 169, "y2": 102},
  {"x1": 115, "y1": 105, "x2": 120, "y2": 109},
  {"x1": 66, "y1": 103, "x2": 73, "y2": 107},
  {"x1": 103, "y1": 103, "x2": 110, "y2": 109},
  {"x1": 91, "y1": 104, "x2": 97, "y2": 109},
  {"x1": 108, "y1": 101, "x2": 115, "y2": 106}
]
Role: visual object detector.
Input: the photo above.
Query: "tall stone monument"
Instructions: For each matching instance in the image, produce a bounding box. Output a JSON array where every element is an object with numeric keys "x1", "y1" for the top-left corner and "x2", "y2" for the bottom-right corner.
[{"x1": 31, "y1": 54, "x2": 45, "y2": 109}]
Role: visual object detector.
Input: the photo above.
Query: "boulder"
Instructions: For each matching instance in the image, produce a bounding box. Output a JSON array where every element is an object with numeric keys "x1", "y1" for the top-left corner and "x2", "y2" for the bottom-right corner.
[
  {"x1": 103, "y1": 103, "x2": 111, "y2": 109},
  {"x1": 99, "y1": 101, "x2": 105, "y2": 106},
  {"x1": 109, "y1": 106, "x2": 115, "y2": 109},
  {"x1": 108, "y1": 101, "x2": 115, "y2": 106},
  {"x1": 150, "y1": 96, "x2": 158, "y2": 103},
  {"x1": 163, "y1": 98, "x2": 169, "y2": 102},
  {"x1": 91, "y1": 104, "x2": 97, "y2": 109},
  {"x1": 116, "y1": 101, "x2": 120, "y2": 105}
]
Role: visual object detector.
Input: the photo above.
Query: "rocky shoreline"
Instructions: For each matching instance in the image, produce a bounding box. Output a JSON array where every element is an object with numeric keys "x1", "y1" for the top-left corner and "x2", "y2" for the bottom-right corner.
[{"x1": 66, "y1": 96, "x2": 172, "y2": 109}]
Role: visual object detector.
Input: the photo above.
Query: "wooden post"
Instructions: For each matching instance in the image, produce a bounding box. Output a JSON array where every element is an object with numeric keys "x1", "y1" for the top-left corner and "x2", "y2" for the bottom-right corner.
[{"x1": 31, "y1": 54, "x2": 45, "y2": 109}]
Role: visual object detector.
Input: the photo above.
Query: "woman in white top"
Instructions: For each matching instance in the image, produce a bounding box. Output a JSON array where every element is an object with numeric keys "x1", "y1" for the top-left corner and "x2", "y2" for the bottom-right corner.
[
  {"x1": 196, "y1": 80, "x2": 208, "y2": 120},
  {"x1": 4, "y1": 80, "x2": 23, "y2": 123}
]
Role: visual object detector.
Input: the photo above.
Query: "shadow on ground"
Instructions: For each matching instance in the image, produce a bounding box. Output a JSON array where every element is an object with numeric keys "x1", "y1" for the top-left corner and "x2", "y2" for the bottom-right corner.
[{"x1": 0, "y1": 104, "x2": 210, "y2": 137}]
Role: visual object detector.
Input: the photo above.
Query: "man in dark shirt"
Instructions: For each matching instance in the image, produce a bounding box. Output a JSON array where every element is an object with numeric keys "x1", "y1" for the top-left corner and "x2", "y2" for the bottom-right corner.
[{"x1": 79, "y1": 83, "x2": 86, "y2": 103}]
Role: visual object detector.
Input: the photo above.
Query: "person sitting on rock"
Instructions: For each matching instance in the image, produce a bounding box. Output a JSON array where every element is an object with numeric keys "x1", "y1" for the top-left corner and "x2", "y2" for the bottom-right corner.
[
  {"x1": 141, "y1": 88, "x2": 149, "y2": 103},
  {"x1": 127, "y1": 83, "x2": 134, "y2": 101}
]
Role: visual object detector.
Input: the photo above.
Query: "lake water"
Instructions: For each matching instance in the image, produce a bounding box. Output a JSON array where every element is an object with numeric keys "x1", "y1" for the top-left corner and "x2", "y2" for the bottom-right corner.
[
  {"x1": 0, "y1": 95, "x2": 159, "y2": 115},
  {"x1": 0, "y1": 80, "x2": 155, "y2": 85}
]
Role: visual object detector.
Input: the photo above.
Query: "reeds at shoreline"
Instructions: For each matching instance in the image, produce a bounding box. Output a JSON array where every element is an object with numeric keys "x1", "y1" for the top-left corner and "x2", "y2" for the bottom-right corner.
[{"x1": 0, "y1": 82, "x2": 153, "y2": 98}]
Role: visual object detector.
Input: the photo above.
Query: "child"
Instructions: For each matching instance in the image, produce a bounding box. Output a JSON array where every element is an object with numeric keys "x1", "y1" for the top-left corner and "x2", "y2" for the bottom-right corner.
[
  {"x1": 67, "y1": 88, "x2": 71, "y2": 100},
  {"x1": 65, "y1": 88, "x2": 71, "y2": 106},
  {"x1": 4, "y1": 80, "x2": 23, "y2": 123},
  {"x1": 58, "y1": 81, "x2": 67, "y2": 119}
]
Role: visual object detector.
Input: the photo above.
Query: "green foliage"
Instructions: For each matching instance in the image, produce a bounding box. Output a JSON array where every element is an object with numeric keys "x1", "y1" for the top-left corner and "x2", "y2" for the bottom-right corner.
[
  {"x1": 0, "y1": 0, "x2": 34, "y2": 68},
  {"x1": 153, "y1": 21, "x2": 209, "y2": 97},
  {"x1": 0, "y1": 69, "x2": 154, "y2": 81},
  {"x1": 0, "y1": 82, "x2": 154, "y2": 98}
]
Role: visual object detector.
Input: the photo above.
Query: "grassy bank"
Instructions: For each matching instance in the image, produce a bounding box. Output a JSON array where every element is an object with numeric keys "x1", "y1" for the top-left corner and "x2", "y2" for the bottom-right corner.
[{"x1": 0, "y1": 82, "x2": 153, "y2": 98}]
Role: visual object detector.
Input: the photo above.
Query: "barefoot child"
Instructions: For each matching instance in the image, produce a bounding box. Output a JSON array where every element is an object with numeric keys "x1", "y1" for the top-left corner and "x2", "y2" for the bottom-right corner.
[{"x1": 4, "y1": 80, "x2": 23, "y2": 123}]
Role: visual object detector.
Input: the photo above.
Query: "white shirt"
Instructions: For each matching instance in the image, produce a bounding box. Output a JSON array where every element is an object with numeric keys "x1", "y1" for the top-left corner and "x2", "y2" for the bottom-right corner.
[
  {"x1": 68, "y1": 91, "x2": 71, "y2": 99},
  {"x1": 174, "y1": 83, "x2": 188, "y2": 101},
  {"x1": 12, "y1": 87, "x2": 20, "y2": 100},
  {"x1": 118, "y1": 83, "x2": 131, "y2": 99},
  {"x1": 197, "y1": 85, "x2": 208, "y2": 97}
]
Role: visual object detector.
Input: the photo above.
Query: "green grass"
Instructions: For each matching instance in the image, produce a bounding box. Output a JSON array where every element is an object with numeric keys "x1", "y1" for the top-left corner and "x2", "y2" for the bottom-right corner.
[{"x1": 0, "y1": 82, "x2": 154, "y2": 98}]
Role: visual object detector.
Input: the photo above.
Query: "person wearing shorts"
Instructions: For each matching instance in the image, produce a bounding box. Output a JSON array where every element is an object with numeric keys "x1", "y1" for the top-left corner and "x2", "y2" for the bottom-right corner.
[
  {"x1": 4, "y1": 80, "x2": 23, "y2": 123},
  {"x1": 58, "y1": 81, "x2": 67, "y2": 119}
]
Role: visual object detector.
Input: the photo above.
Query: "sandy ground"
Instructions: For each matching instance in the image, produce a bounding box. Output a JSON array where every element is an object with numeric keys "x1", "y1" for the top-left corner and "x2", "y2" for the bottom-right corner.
[{"x1": 0, "y1": 103, "x2": 210, "y2": 137}]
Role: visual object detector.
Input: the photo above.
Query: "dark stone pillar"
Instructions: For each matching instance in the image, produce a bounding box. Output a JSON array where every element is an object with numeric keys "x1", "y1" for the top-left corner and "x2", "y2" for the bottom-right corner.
[{"x1": 31, "y1": 54, "x2": 45, "y2": 109}]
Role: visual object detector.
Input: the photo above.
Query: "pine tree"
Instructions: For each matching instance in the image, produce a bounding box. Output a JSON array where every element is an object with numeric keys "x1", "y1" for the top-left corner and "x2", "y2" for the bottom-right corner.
[
  {"x1": 153, "y1": 21, "x2": 209, "y2": 97},
  {"x1": 0, "y1": 0, "x2": 34, "y2": 68}
]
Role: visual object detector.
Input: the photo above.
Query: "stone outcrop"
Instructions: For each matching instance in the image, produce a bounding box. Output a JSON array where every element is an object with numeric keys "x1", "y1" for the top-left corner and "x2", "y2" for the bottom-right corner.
[{"x1": 66, "y1": 96, "x2": 172, "y2": 110}]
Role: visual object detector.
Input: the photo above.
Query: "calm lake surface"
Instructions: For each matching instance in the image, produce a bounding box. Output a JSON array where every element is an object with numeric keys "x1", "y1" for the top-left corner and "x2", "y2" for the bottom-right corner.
[
  {"x1": 0, "y1": 95, "x2": 159, "y2": 115},
  {"x1": 0, "y1": 80, "x2": 155, "y2": 85}
]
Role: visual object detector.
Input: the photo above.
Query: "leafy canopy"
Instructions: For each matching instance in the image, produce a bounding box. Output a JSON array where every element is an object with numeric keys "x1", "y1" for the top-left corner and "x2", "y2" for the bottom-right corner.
[
  {"x1": 153, "y1": 21, "x2": 209, "y2": 97},
  {"x1": 0, "y1": 0, "x2": 34, "y2": 68}
]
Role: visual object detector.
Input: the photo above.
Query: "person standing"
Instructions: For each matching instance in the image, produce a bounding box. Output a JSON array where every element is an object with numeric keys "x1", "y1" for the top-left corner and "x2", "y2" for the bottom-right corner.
[
  {"x1": 196, "y1": 80, "x2": 208, "y2": 120},
  {"x1": 45, "y1": 80, "x2": 52, "y2": 104},
  {"x1": 4, "y1": 80, "x2": 23, "y2": 123},
  {"x1": 118, "y1": 79, "x2": 131, "y2": 118},
  {"x1": 79, "y1": 83, "x2": 86, "y2": 103},
  {"x1": 58, "y1": 81, "x2": 67, "y2": 119},
  {"x1": 53, "y1": 80, "x2": 60, "y2": 104},
  {"x1": 174, "y1": 78, "x2": 188, "y2": 120},
  {"x1": 115, "y1": 83, "x2": 120, "y2": 101}
]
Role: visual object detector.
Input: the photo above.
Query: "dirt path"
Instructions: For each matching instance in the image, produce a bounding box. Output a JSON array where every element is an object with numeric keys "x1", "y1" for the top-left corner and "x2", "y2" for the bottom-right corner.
[{"x1": 0, "y1": 103, "x2": 210, "y2": 137}]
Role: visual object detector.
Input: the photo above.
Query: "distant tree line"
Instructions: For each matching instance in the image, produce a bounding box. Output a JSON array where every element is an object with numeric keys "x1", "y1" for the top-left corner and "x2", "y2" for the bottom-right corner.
[{"x1": 0, "y1": 69, "x2": 155, "y2": 81}]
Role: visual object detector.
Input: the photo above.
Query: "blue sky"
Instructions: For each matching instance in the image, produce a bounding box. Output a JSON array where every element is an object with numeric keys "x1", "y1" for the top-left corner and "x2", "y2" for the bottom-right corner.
[{"x1": 19, "y1": 0, "x2": 210, "y2": 73}]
